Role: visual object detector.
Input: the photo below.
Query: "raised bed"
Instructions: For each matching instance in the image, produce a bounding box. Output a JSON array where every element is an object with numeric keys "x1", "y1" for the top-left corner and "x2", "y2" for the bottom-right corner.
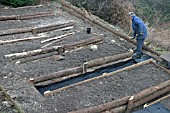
[{"x1": 42, "y1": 60, "x2": 170, "y2": 113}]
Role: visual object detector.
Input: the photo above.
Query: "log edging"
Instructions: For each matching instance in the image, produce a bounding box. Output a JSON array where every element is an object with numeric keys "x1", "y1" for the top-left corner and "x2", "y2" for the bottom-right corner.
[
  {"x1": 44, "y1": 59, "x2": 152, "y2": 97},
  {"x1": 33, "y1": 52, "x2": 132, "y2": 85}
]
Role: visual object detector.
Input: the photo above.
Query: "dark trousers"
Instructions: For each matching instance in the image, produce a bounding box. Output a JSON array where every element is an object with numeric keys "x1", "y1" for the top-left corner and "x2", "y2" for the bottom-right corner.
[{"x1": 135, "y1": 37, "x2": 145, "y2": 55}]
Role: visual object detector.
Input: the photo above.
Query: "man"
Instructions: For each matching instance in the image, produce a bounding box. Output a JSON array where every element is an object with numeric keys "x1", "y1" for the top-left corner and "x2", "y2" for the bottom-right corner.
[{"x1": 128, "y1": 12, "x2": 147, "y2": 59}]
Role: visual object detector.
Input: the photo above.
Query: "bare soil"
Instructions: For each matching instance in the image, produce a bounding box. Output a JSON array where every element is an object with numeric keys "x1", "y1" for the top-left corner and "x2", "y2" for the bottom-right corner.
[
  {"x1": 45, "y1": 63, "x2": 170, "y2": 113},
  {"x1": 0, "y1": 1, "x2": 169, "y2": 113}
]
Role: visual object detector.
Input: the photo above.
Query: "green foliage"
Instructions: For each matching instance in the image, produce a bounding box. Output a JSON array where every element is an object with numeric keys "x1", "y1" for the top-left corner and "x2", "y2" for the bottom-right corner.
[
  {"x1": 1, "y1": 0, "x2": 37, "y2": 7},
  {"x1": 134, "y1": 0, "x2": 170, "y2": 26}
]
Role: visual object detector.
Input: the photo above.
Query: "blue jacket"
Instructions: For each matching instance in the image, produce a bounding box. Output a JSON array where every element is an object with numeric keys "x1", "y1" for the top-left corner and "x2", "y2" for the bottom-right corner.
[{"x1": 132, "y1": 16, "x2": 147, "y2": 39}]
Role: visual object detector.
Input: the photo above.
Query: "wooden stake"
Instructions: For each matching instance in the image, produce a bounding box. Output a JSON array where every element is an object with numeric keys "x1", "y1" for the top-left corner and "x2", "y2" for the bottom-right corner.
[{"x1": 126, "y1": 96, "x2": 134, "y2": 113}]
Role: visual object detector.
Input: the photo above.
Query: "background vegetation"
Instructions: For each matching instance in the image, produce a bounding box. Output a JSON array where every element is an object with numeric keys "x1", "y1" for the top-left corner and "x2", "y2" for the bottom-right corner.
[{"x1": 0, "y1": 0, "x2": 37, "y2": 7}]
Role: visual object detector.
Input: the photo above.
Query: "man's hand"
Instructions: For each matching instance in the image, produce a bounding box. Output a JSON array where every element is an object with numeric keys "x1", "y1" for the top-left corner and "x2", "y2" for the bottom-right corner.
[
  {"x1": 131, "y1": 37, "x2": 136, "y2": 40},
  {"x1": 136, "y1": 32, "x2": 144, "y2": 37}
]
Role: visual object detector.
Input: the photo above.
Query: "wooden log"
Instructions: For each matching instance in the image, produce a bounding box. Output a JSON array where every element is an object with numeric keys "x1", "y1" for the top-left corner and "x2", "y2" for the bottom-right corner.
[
  {"x1": 86, "y1": 52, "x2": 132, "y2": 68},
  {"x1": 0, "y1": 12, "x2": 54, "y2": 21},
  {"x1": 34, "y1": 73, "x2": 80, "y2": 87},
  {"x1": 108, "y1": 86, "x2": 170, "y2": 113},
  {"x1": 0, "y1": 36, "x2": 48, "y2": 45},
  {"x1": 19, "y1": 12, "x2": 54, "y2": 20},
  {"x1": 133, "y1": 86, "x2": 170, "y2": 108},
  {"x1": 71, "y1": 80, "x2": 170, "y2": 113},
  {"x1": 0, "y1": 27, "x2": 32, "y2": 36},
  {"x1": 5, "y1": 46, "x2": 61, "y2": 59},
  {"x1": 34, "y1": 66, "x2": 83, "y2": 83},
  {"x1": 0, "y1": 22, "x2": 74, "y2": 36},
  {"x1": 32, "y1": 22, "x2": 74, "y2": 34},
  {"x1": 15, "y1": 51, "x2": 60, "y2": 64},
  {"x1": 41, "y1": 32, "x2": 74, "y2": 43},
  {"x1": 64, "y1": 36, "x2": 103, "y2": 50},
  {"x1": 132, "y1": 79, "x2": 170, "y2": 102},
  {"x1": 61, "y1": 0, "x2": 161, "y2": 56},
  {"x1": 108, "y1": 105, "x2": 126, "y2": 113},
  {"x1": 69, "y1": 96, "x2": 130, "y2": 113},
  {"x1": 0, "y1": 15, "x2": 16, "y2": 21}
]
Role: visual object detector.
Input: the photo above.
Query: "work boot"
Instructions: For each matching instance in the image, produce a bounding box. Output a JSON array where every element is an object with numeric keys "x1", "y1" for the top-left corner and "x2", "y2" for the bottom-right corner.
[{"x1": 132, "y1": 53, "x2": 141, "y2": 59}]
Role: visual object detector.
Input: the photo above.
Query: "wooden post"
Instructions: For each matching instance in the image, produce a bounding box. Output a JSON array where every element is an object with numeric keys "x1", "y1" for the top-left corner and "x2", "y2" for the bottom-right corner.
[
  {"x1": 34, "y1": 66, "x2": 83, "y2": 83},
  {"x1": 126, "y1": 96, "x2": 134, "y2": 113},
  {"x1": 83, "y1": 62, "x2": 88, "y2": 74}
]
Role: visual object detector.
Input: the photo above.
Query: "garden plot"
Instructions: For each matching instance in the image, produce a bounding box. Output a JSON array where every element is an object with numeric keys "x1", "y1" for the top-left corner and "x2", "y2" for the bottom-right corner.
[{"x1": 42, "y1": 60, "x2": 170, "y2": 113}]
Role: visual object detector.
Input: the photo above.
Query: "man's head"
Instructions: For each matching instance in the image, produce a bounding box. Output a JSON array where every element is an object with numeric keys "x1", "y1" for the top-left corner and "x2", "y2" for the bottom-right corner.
[{"x1": 128, "y1": 12, "x2": 135, "y2": 19}]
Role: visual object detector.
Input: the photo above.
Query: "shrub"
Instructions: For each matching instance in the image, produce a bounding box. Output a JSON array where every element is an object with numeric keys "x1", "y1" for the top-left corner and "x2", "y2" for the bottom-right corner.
[{"x1": 1, "y1": 0, "x2": 37, "y2": 7}]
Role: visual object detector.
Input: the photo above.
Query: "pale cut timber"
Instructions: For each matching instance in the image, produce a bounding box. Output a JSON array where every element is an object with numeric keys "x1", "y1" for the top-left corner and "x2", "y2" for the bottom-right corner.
[
  {"x1": 41, "y1": 32, "x2": 74, "y2": 48},
  {"x1": 61, "y1": 0, "x2": 161, "y2": 56},
  {"x1": 46, "y1": 59, "x2": 152, "y2": 97},
  {"x1": 5, "y1": 46, "x2": 61, "y2": 59},
  {"x1": 64, "y1": 36, "x2": 102, "y2": 50},
  {"x1": 0, "y1": 36, "x2": 48, "y2": 45},
  {"x1": 41, "y1": 32, "x2": 74, "y2": 43},
  {"x1": 33, "y1": 52, "x2": 132, "y2": 84}
]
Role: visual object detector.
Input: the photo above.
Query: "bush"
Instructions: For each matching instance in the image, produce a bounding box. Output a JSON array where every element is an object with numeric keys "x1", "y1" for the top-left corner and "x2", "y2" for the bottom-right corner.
[{"x1": 1, "y1": 0, "x2": 37, "y2": 7}]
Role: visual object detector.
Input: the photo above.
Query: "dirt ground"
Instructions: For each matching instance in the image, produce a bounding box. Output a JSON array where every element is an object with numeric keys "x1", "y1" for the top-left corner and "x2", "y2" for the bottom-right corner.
[
  {"x1": 44, "y1": 63, "x2": 170, "y2": 113},
  {"x1": 0, "y1": 88, "x2": 19, "y2": 113},
  {"x1": 0, "y1": 1, "x2": 169, "y2": 113}
]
